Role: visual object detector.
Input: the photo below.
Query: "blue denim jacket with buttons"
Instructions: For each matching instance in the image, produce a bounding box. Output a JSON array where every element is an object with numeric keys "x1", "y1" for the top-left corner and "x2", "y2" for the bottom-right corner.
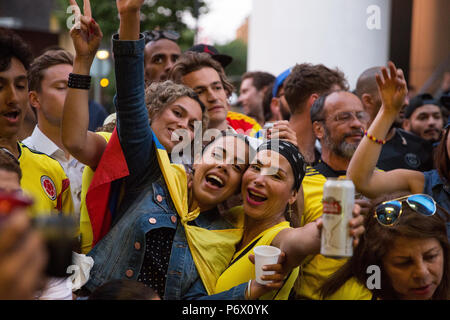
[
  {"x1": 423, "y1": 169, "x2": 450, "y2": 240},
  {"x1": 84, "y1": 34, "x2": 246, "y2": 300}
]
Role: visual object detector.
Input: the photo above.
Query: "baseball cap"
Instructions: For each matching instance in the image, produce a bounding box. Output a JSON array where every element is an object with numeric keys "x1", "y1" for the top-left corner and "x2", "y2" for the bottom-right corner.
[
  {"x1": 404, "y1": 93, "x2": 440, "y2": 119},
  {"x1": 187, "y1": 44, "x2": 233, "y2": 68},
  {"x1": 272, "y1": 67, "x2": 292, "y2": 97}
]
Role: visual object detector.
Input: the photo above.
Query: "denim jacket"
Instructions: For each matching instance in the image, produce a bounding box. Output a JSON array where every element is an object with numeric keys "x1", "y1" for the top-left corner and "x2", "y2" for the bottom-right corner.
[
  {"x1": 84, "y1": 34, "x2": 246, "y2": 300},
  {"x1": 423, "y1": 170, "x2": 450, "y2": 240}
]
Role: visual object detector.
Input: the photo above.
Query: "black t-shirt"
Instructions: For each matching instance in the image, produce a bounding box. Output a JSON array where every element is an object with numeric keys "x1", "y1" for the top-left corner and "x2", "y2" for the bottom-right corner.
[{"x1": 377, "y1": 128, "x2": 434, "y2": 172}]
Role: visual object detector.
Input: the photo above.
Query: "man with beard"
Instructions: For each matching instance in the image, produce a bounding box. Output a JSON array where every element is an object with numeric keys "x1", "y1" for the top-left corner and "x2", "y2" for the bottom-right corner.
[
  {"x1": 402, "y1": 93, "x2": 444, "y2": 143},
  {"x1": 355, "y1": 66, "x2": 434, "y2": 171},
  {"x1": 292, "y1": 91, "x2": 371, "y2": 300}
]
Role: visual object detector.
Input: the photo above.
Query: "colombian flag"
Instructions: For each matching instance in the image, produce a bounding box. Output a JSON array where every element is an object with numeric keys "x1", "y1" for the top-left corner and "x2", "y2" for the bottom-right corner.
[
  {"x1": 226, "y1": 111, "x2": 263, "y2": 138},
  {"x1": 79, "y1": 126, "x2": 243, "y2": 295}
]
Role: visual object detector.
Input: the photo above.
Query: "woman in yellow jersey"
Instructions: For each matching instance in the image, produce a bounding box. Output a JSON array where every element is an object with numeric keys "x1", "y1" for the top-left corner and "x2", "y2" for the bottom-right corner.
[
  {"x1": 215, "y1": 140, "x2": 365, "y2": 299},
  {"x1": 320, "y1": 192, "x2": 449, "y2": 300}
]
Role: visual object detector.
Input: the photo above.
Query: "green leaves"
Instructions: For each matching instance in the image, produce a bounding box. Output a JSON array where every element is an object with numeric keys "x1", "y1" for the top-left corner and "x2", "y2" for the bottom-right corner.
[{"x1": 54, "y1": 0, "x2": 208, "y2": 47}]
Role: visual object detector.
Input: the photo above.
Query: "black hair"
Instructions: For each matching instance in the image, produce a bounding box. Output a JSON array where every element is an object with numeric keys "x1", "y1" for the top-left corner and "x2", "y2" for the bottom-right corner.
[
  {"x1": 88, "y1": 280, "x2": 160, "y2": 300},
  {"x1": 0, "y1": 28, "x2": 33, "y2": 72}
]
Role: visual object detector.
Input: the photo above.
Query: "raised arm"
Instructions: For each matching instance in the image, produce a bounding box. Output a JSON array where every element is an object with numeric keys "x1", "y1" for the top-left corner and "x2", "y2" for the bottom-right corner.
[
  {"x1": 113, "y1": 0, "x2": 159, "y2": 180},
  {"x1": 347, "y1": 62, "x2": 424, "y2": 198},
  {"x1": 116, "y1": 0, "x2": 142, "y2": 41},
  {"x1": 62, "y1": 0, "x2": 107, "y2": 169}
]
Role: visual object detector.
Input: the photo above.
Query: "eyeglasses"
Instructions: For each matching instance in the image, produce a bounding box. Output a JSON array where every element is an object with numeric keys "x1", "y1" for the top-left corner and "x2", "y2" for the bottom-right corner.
[
  {"x1": 374, "y1": 194, "x2": 436, "y2": 226},
  {"x1": 143, "y1": 30, "x2": 180, "y2": 44},
  {"x1": 315, "y1": 111, "x2": 370, "y2": 124}
]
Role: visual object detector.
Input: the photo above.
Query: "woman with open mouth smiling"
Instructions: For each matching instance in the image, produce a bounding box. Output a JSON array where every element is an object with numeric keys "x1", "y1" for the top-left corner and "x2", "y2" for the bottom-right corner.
[
  {"x1": 320, "y1": 192, "x2": 449, "y2": 300},
  {"x1": 69, "y1": 0, "x2": 296, "y2": 300},
  {"x1": 215, "y1": 140, "x2": 365, "y2": 299}
]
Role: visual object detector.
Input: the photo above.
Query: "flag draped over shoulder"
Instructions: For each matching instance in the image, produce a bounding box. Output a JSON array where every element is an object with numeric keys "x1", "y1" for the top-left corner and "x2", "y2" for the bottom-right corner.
[{"x1": 81, "y1": 128, "x2": 243, "y2": 295}]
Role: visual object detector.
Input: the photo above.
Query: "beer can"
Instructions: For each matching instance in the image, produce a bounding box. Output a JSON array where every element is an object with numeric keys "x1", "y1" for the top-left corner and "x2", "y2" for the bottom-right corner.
[{"x1": 320, "y1": 178, "x2": 354, "y2": 258}]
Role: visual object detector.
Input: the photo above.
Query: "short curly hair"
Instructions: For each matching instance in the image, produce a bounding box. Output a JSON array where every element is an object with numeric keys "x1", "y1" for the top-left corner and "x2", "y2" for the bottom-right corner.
[
  {"x1": 145, "y1": 80, "x2": 209, "y2": 132},
  {"x1": 0, "y1": 28, "x2": 33, "y2": 72}
]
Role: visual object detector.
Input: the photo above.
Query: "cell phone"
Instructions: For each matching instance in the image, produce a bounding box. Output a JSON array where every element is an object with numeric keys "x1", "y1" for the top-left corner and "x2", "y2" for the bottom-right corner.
[{"x1": 0, "y1": 191, "x2": 33, "y2": 218}]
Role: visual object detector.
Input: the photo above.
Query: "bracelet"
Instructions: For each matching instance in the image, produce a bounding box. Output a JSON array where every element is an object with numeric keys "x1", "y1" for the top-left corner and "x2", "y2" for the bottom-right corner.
[
  {"x1": 364, "y1": 130, "x2": 386, "y2": 145},
  {"x1": 246, "y1": 279, "x2": 252, "y2": 300},
  {"x1": 68, "y1": 73, "x2": 91, "y2": 90}
]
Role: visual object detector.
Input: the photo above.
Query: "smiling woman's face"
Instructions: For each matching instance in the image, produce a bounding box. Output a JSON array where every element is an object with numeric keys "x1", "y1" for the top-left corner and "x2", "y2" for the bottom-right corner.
[
  {"x1": 241, "y1": 149, "x2": 297, "y2": 222},
  {"x1": 192, "y1": 135, "x2": 249, "y2": 211},
  {"x1": 382, "y1": 236, "x2": 444, "y2": 300},
  {"x1": 150, "y1": 96, "x2": 202, "y2": 153}
]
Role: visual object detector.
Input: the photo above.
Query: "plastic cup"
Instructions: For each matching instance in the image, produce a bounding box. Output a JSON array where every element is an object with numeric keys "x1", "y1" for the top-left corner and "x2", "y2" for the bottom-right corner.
[{"x1": 253, "y1": 245, "x2": 281, "y2": 285}]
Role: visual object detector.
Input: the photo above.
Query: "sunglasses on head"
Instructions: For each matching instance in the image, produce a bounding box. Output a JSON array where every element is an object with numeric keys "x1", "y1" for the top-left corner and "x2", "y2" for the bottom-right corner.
[
  {"x1": 143, "y1": 30, "x2": 180, "y2": 44},
  {"x1": 374, "y1": 194, "x2": 437, "y2": 226}
]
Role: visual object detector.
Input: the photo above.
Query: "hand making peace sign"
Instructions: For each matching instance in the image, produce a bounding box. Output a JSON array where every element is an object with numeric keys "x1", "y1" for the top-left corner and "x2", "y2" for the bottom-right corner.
[{"x1": 68, "y1": 0, "x2": 103, "y2": 63}]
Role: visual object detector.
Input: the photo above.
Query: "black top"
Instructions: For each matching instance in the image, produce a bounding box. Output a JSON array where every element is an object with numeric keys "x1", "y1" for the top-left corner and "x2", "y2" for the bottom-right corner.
[
  {"x1": 377, "y1": 129, "x2": 434, "y2": 172},
  {"x1": 138, "y1": 228, "x2": 175, "y2": 298},
  {"x1": 314, "y1": 160, "x2": 347, "y2": 178}
]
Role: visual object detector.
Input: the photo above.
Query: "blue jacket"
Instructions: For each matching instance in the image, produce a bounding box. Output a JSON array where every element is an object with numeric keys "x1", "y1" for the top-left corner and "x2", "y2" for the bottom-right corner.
[
  {"x1": 84, "y1": 34, "x2": 246, "y2": 300},
  {"x1": 423, "y1": 169, "x2": 450, "y2": 240}
]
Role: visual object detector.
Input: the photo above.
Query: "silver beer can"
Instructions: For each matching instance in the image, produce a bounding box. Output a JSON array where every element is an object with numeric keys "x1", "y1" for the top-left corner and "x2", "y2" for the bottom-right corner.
[{"x1": 320, "y1": 178, "x2": 354, "y2": 258}]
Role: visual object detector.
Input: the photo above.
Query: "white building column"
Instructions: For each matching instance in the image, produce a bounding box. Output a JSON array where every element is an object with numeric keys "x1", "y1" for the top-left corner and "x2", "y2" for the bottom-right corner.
[{"x1": 248, "y1": 0, "x2": 392, "y2": 89}]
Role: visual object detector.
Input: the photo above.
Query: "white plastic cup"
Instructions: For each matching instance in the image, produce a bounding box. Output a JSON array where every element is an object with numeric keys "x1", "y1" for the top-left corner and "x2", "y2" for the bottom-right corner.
[{"x1": 253, "y1": 245, "x2": 281, "y2": 285}]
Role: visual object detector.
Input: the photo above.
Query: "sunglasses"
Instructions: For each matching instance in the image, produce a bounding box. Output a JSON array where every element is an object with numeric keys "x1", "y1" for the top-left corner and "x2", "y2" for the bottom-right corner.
[
  {"x1": 143, "y1": 30, "x2": 180, "y2": 44},
  {"x1": 374, "y1": 194, "x2": 437, "y2": 226}
]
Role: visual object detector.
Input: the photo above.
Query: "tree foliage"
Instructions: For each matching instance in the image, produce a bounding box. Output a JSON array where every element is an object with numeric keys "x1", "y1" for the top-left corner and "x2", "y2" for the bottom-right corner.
[
  {"x1": 215, "y1": 39, "x2": 248, "y2": 82},
  {"x1": 53, "y1": 0, "x2": 208, "y2": 48}
]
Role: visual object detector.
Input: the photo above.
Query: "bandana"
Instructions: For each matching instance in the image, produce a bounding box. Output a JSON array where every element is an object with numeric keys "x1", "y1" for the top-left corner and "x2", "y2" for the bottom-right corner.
[{"x1": 257, "y1": 140, "x2": 306, "y2": 191}]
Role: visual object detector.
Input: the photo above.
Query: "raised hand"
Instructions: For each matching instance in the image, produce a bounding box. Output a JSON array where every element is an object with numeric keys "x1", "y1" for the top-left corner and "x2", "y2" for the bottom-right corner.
[
  {"x1": 116, "y1": 0, "x2": 144, "y2": 15},
  {"x1": 116, "y1": 0, "x2": 144, "y2": 40},
  {"x1": 69, "y1": 0, "x2": 102, "y2": 63},
  {"x1": 267, "y1": 120, "x2": 298, "y2": 147},
  {"x1": 375, "y1": 61, "x2": 408, "y2": 115}
]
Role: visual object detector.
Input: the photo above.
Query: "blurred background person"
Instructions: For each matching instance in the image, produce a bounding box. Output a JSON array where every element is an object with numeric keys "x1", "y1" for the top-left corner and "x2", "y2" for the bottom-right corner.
[
  {"x1": 143, "y1": 29, "x2": 181, "y2": 86},
  {"x1": 0, "y1": 149, "x2": 47, "y2": 300},
  {"x1": 237, "y1": 71, "x2": 275, "y2": 126},
  {"x1": 262, "y1": 68, "x2": 292, "y2": 127},
  {"x1": 402, "y1": 93, "x2": 445, "y2": 144},
  {"x1": 355, "y1": 66, "x2": 434, "y2": 172}
]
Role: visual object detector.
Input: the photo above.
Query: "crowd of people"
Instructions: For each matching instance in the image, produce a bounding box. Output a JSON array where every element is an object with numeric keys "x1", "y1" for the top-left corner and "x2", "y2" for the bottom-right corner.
[{"x1": 0, "y1": 0, "x2": 448, "y2": 300}]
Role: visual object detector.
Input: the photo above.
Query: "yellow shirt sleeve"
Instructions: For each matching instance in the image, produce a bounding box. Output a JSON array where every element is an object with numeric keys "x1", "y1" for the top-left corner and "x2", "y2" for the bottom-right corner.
[{"x1": 215, "y1": 221, "x2": 299, "y2": 300}]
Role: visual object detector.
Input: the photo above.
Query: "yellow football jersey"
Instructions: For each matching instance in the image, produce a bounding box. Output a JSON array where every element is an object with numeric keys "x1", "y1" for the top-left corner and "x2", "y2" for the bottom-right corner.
[
  {"x1": 18, "y1": 142, "x2": 74, "y2": 217},
  {"x1": 295, "y1": 164, "x2": 349, "y2": 300}
]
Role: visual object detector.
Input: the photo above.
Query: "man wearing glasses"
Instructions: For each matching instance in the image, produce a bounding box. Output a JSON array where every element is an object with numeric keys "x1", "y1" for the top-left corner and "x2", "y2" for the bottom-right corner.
[
  {"x1": 284, "y1": 63, "x2": 349, "y2": 166},
  {"x1": 143, "y1": 30, "x2": 181, "y2": 85},
  {"x1": 293, "y1": 91, "x2": 372, "y2": 300}
]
